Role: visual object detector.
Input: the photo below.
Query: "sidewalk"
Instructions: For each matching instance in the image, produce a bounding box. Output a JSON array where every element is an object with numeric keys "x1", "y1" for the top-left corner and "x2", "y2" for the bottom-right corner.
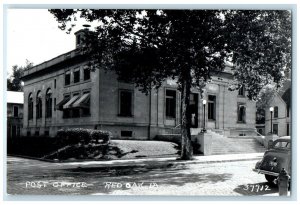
[{"x1": 55, "y1": 153, "x2": 264, "y2": 170}]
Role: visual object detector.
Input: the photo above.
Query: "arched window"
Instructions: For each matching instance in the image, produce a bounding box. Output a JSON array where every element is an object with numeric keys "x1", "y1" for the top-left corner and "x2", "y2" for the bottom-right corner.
[
  {"x1": 36, "y1": 91, "x2": 42, "y2": 119},
  {"x1": 46, "y1": 89, "x2": 52, "y2": 118},
  {"x1": 28, "y1": 93, "x2": 33, "y2": 120}
]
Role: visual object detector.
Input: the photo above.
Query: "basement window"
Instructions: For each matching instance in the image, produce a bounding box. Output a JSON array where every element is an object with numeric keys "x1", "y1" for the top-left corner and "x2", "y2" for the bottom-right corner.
[{"x1": 121, "y1": 131, "x2": 132, "y2": 137}]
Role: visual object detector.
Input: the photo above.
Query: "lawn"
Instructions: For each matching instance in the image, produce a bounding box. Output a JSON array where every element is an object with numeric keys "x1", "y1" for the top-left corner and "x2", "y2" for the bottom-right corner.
[
  {"x1": 108, "y1": 140, "x2": 180, "y2": 159},
  {"x1": 41, "y1": 140, "x2": 180, "y2": 161}
]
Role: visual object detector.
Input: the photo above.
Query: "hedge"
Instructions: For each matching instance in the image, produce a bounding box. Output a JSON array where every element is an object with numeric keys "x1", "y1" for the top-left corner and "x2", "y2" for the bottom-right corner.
[{"x1": 56, "y1": 128, "x2": 111, "y2": 145}]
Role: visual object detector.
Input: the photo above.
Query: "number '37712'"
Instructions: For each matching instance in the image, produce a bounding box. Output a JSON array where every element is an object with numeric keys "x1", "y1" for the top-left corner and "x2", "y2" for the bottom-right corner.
[{"x1": 243, "y1": 184, "x2": 271, "y2": 192}]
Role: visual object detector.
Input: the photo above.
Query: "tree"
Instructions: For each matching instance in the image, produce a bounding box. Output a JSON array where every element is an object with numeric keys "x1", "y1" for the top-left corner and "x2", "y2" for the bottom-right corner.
[
  {"x1": 255, "y1": 84, "x2": 277, "y2": 124},
  {"x1": 7, "y1": 60, "x2": 33, "y2": 91},
  {"x1": 49, "y1": 9, "x2": 291, "y2": 160}
]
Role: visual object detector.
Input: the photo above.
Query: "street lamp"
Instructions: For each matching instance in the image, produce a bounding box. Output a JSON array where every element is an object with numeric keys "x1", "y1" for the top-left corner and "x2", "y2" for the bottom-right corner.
[
  {"x1": 270, "y1": 107, "x2": 274, "y2": 134},
  {"x1": 202, "y1": 100, "x2": 207, "y2": 133}
]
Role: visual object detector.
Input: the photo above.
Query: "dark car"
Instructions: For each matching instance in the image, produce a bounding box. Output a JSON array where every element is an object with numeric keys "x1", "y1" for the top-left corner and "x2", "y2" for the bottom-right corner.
[{"x1": 253, "y1": 136, "x2": 291, "y2": 185}]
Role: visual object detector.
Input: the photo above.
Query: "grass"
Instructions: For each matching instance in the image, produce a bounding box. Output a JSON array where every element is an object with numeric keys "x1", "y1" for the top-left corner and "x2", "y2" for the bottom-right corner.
[
  {"x1": 108, "y1": 140, "x2": 180, "y2": 159},
  {"x1": 43, "y1": 140, "x2": 180, "y2": 161}
]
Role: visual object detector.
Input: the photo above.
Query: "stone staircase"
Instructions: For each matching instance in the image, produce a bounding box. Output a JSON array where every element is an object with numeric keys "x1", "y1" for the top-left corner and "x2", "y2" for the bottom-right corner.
[
  {"x1": 206, "y1": 129, "x2": 266, "y2": 155},
  {"x1": 158, "y1": 128, "x2": 266, "y2": 155}
]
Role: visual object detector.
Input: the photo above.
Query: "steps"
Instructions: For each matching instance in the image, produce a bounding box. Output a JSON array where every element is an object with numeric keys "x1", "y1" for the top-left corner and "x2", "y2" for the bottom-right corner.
[
  {"x1": 208, "y1": 130, "x2": 266, "y2": 155},
  {"x1": 158, "y1": 128, "x2": 266, "y2": 155}
]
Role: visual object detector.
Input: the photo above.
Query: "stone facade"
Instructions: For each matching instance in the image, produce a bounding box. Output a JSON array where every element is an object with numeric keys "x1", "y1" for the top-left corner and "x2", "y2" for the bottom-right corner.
[{"x1": 21, "y1": 30, "x2": 257, "y2": 139}]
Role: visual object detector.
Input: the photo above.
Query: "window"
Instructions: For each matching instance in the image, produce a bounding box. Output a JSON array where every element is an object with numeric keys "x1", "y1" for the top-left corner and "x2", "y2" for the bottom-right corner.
[
  {"x1": 65, "y1": 71, "x2": 71, "y2": 85},
  {"x1": 46, "y1": 89, "x2": 52, "y2": 118},
  {"x1": 119, "y1": 90, "x2": 133, "y2": 117},
  {"x1": 45, "y1": 130, "x2": 50, "y2": 136},
  {"x1": 273, "y1": 123, "x2": 278, "y2": 135},
  {"x1": 54, "y1": 79, "x2": 56, "y2": 89},
  {"x1": 121, "y1": 131, "x2": 132, "y2": 137},
  {"x1": 63, "y1": 109, "x2": 70, "y2": 118},
  {"x1": 237, "y1": 104, "x2": 246, "y2": 123},
  {"x1": 287, "y1": 123, "x2": 290, "y2": 136},
  {"x1": 13, "y1": 106, "x2": 19, "y2": 117},
  {"x1": 28, "y1": 93, "x2": 33, "y2": 120},
  {"x1": 27, "y1": 131, "x2": 31, "y2": 137},
  {"x1": 238, "y1": 86, "x2": 245, "y2": 96},
  {"x1": 74, "y1": 68, "x2": 80, "y2": 83},
  {"x1": 274, "y1": 106, "x2": 278, "y2": 118},
  {"x1": 287, "y1": 105, "x2": 290, "y2": 117},
  {"x1": 208, "y1": 95, "x2": 216, "y2": 120},
  {"x1": 274, "y1": 140, "x2": 290, "y2": 149},
  {"x1": 165, "y1": 90, "x2": 176, "y2": 118},
  {"x1": 82, "y1": 92, "x2": 90, "y2": 116},
  {"x1": 72, "y1": 108, "x2": 80, "y2": 118},
  {"x1": 36, "y1": 91, "x2": 42, "y2": 119},
  {"x1": 84, "y1": 67, "x2": 90, "y2": 81},
  {"x1": 70, "y1": 93, "x2": 80, "y2": 118},
  {"x1": 63, "y1": 94, "x2": 71, "y2": 118}
]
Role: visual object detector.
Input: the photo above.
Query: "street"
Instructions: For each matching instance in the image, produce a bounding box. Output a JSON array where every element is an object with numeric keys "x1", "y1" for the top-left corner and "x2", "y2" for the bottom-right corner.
[{"x1": 6, "y1": 156, "x2": 280, "y2": 196}]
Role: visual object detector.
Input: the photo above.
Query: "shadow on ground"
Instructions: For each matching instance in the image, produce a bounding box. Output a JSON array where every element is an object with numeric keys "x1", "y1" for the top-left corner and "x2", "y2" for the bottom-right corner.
[{"x1": 233, "y1": 182, "x2": 278, "y2": 196}]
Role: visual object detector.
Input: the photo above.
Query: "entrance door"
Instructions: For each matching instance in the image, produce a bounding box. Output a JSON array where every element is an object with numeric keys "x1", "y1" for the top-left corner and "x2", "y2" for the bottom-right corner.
[{"x1": 189, "y1": 93, "x2": 198, "y2": 128}]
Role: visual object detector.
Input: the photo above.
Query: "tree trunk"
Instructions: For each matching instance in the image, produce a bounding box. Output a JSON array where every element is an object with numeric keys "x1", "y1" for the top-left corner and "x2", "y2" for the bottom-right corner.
[{"x1": 180, "y1": 72, "x2": 193, "y2": 160}]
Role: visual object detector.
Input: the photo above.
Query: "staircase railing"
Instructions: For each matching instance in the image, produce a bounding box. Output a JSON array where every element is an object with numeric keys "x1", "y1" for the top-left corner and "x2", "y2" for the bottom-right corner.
[
  {"x1": 171, "y1": 124, "x2": 181, "y2": 134},
  {"x1": 253, "y1": 130, "x2": 265, "y2": 146}
]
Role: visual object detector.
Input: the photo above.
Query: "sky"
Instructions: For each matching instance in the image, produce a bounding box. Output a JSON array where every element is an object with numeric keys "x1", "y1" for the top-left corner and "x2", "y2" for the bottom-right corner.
[{"x1": 6, "y1": 9, "x2": 87, "y2": 76}]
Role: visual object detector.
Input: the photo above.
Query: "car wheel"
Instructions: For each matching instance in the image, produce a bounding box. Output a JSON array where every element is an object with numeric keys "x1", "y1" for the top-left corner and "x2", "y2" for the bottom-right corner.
[{"x1": 265, "y1": 175, "x2": 277, "y2": 186}]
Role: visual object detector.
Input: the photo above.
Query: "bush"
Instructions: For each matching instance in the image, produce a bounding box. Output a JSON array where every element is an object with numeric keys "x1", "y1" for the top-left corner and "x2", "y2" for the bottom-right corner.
[
  {"x1": 91, "y1": 130, "x2": 111, "y2": 143},
  {"x1": 56, "y1": 128, "x2": 111, "y2": 145}
]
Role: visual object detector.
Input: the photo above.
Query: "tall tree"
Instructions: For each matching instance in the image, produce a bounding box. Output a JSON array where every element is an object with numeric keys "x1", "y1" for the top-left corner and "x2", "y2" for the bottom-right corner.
[
  {"x1": 49, "y1": 9, "x2": 291, "y2": 160},
  {"x1": 7, "y1": 60, "x2": 33, "y2": 91}
]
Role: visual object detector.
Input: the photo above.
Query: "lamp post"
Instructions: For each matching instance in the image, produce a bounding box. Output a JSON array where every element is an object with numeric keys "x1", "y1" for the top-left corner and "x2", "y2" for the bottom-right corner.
[
  {"x1": 202, "y1": 100, "x2": 207, "y2": 133},
  {"x1": 270, "y1": 107, "x2": 274, "y2": 134}
]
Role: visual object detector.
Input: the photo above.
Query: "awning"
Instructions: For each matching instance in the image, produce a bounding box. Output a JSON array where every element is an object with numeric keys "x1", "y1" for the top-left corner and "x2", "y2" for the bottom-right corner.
[
  {"x1": 55, "y1": 96, "x2": 70, "y2": 111},
  {"x1": 72, "y1": 93, "x2": 90, "y2": 108},
  {"x1": 63, "y1": 95, "x2": 79, "y2": 109}
]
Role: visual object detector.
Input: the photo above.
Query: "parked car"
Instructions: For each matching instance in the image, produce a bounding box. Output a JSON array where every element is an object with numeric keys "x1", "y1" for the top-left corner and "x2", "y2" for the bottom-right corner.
[{"x1": 253, "y1": 136, "x2": 291, "y2": 185}]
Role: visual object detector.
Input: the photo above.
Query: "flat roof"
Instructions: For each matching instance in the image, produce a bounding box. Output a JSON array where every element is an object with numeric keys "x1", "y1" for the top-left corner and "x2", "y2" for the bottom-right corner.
[{"x1": 7, "y1": 91, "x2": 24, "y2": 104}]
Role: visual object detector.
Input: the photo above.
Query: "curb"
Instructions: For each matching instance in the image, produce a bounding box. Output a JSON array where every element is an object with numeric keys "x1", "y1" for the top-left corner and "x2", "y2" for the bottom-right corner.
[
  {"x1": 7, "y1": 154, "x2": 264, "y2": 170},
  {"x1": 66, "y1": 156, "x2": 264, "y2": 170}
]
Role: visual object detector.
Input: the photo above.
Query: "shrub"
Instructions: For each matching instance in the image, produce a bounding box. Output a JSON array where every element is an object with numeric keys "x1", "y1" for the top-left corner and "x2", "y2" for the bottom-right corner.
[
  {"x1": 91, "y1": 130, "x2": 112, "y2": 143},
  {"x1": 56, "y1": 128, "x2": 111, "y2": 145}
]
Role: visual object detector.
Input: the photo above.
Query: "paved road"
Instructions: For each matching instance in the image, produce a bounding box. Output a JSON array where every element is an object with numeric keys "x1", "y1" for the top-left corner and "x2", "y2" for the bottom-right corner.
[{"x1": 6, "y1": 156, "x2": 281, "y2": 196}]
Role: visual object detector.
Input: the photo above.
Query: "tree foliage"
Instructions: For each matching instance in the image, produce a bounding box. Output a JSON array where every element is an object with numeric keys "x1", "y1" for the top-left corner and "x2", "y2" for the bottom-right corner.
[
  {"x1": 7, "y1": 60, "x2": 33, "y2": 91},
  {"x1": 49, "y1": 9, "x2": 291, "y2": 159},
  {"x1": 226, "y1": 10, "x2": 291, "y2": 99}
]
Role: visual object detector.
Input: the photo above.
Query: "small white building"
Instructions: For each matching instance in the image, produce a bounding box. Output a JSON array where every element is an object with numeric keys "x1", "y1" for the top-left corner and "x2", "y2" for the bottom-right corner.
[
  {"x1": 264, "y1": 85, "x2": 291, "y2": 137},
  {"x1": 7, "y1": 91, "x2": 24, "y2": 138}
]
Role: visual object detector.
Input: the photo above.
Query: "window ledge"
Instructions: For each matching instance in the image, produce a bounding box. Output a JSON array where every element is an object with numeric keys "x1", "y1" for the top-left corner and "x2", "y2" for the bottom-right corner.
[
  {"x1": 166, "y1": 117, "x2": 176, "y2": 119},
  {"x1": 64, "y1": 80, "x2": 91, "y2": 88},
  {"x1": 118, "y1": 114, "x2": 134, "y2": 118},
  {"x1": 81, "y1": 115, "x2": 91, "y2": 118}
]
